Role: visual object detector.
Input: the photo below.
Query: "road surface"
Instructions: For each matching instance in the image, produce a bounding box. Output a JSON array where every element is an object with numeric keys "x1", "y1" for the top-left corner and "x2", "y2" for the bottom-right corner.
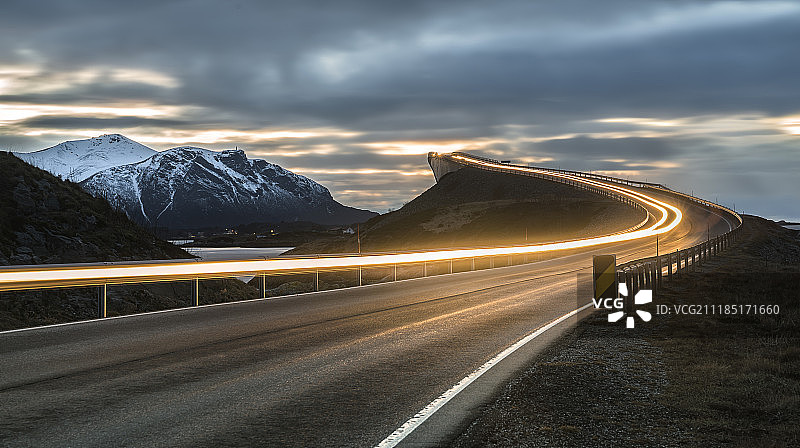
[{"x1": 0, "y1": 187, "x2": 731, "y2": 447}]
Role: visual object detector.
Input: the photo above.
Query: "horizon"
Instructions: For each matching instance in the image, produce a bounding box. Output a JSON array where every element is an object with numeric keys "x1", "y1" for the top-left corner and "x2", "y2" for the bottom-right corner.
[{"x1": 1, "y1": 1, "x2": 799, "y2": 221}]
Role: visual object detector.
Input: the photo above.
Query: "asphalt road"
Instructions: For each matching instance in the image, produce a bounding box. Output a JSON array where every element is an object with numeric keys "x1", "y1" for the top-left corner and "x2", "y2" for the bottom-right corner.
[{"x1": 0, "y1": 192, "x2": 732, "y2": 447}]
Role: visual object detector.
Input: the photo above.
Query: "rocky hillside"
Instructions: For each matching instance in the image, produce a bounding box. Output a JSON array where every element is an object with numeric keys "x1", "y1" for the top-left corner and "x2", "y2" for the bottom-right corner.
[
  {"x1": 0, "y1": 151, "x2": 191, "y2": 265},
  {"x1": 288, "y1": 167, "x2": 646, "y2": 254}
]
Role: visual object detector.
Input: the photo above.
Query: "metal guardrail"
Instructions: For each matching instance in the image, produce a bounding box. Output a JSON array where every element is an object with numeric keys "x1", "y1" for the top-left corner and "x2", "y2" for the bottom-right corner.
[
  {"x1": 614, "y1": 175, "x2": 743, "y2": 291},
  {"x1": 615, "y1": 225, "x2": 742, "y2": 295},
  {"x1": 0, "y1": 152, "x2": 738, "y2": 318}
]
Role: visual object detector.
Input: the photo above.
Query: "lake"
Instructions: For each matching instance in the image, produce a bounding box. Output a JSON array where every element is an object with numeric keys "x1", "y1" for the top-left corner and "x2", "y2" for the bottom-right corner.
[{"x1": 186, "y1": 247, "x2": 294, "y2": 261}]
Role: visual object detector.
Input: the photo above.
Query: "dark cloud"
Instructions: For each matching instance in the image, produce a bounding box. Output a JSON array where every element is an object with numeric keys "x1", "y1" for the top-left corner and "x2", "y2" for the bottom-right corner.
[
  {"x1": 18, "y1": 116, "x2": 187, "y2": 129},
  {"x1": 0, "y1": 0, "x2": 798, "y2": 218},
  {"x1": 533, "y1": 137, "x2": 680, "y2": 160}
]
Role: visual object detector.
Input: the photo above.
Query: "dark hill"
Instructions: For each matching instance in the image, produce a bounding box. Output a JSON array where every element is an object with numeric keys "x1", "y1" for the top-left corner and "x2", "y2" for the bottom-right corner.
[
  {"x1": 288, "y1": 167, "x2": 646, "y2": 254},
  {"x1": 0, "y1": 152, "x2": 191, "y2": 265}
]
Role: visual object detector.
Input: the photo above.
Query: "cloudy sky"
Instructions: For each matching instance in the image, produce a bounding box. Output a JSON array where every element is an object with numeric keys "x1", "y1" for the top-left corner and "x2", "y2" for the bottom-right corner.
[{"x1": 1, "y1": 0, "x2": 798, "y2": 220}]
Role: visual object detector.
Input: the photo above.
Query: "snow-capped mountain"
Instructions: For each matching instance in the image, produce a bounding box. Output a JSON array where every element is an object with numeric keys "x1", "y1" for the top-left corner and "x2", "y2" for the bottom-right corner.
[
  {"x1": 15, "y1": 134, "x2": 157, "y2": 182},
  {"x1": 80, "y1": 145, "x2": 376, "y2": 228}
]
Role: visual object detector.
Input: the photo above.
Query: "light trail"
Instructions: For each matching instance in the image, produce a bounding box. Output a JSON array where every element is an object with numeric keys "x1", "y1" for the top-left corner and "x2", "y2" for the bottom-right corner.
[{"x1": 0, "y1": 153, "x2": 683, "y2": 291}]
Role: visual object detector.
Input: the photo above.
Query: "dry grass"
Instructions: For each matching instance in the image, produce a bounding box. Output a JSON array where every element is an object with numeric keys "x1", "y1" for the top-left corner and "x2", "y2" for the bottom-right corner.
[{"x1": 641, "y1": 216, "x2": 800, "y2": 446}]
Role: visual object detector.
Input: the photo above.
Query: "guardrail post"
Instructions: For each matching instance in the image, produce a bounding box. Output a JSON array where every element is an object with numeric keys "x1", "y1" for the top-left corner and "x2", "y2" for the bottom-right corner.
[
  {"x1": 471, "y1": 257, "x2": 475, "y2": 271},
  {"x1": 628, "y1": 267, "x2": 634, "y2": 292},
  {"x1": 507, "y1": 255, "x2": 511, "y2": 266},
  {"x1": 686, "y1": 249, "x2": 691, "y2": 271},
  {"x1": 652, "y1": 262, "x2": 657, "y2": 289},
  {"x1": 685, "y1": 248, "x2": 690, "y2": 271},
  {"x1": 394, "y1": 264, "x2": 398, "y2": 281},
  {"x1": 490, "y1": 257, "x2": 494, "y2": 269},
  {"x1": 450, "y1": 259, "x2": 454, "y2": 274},
  {"x1": 192, "y1": 278, "x2": 199, "y2": 306},
  {"x1": 667, "y1": 252, "x2": 672, "y2": 282},
  {"x1": 315, "y1": 270, "x2": 319, "y2": 291},
  {"x1": 657, "y1": 257, "x2": 662, "y2": 288},
  {"x1": 358, "y1": 266, "x2": 363, "y2": 286},
  {"x1": 651, "y1": 262, "x2": 656, "y2": 290},
  {"x1": 261, "y1": 273, "x2": 267, "y2": 299},
  {"x1": 626, "y1": 268, "x2": 634, "y2": 299},
  {"x1": 97, "y1": 284, "x2": 107, "y2": 318}
]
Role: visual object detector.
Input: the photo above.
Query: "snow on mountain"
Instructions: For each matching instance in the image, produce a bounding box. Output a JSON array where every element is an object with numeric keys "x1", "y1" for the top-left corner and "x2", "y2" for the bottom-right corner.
[
  {"x1": 14, "y1": 134, "x2": 157, "y2": 182},
  {"x1": 80, "y1": 145, "x2": 376, "y2": 228}
]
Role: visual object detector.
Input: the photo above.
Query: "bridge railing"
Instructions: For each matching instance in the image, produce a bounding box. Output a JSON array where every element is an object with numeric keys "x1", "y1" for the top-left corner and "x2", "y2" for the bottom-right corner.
[
  {"x1": 615, "y1": 224, "x2": 742, "y2": 295},
  {"x1": 436, "y1": 152, "x2": 746, "y2": 293},
  {"x1": 614, "y1": 180, "x2": 743, "y2": 293}
]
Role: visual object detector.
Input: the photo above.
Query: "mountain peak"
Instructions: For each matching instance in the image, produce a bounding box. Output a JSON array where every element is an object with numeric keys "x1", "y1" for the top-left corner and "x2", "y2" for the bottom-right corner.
[{"x1": 14, "y1": 134, "x2": 157, "y2": 182}]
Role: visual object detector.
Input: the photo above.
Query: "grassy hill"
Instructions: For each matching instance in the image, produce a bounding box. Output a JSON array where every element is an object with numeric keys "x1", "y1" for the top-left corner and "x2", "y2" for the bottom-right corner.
[
  {"x1": 289, "y1": 167, "x2": 645, "y2": 254},
  {"x1": 0, "y1": 152, "x2": 191, "y2": 265}
]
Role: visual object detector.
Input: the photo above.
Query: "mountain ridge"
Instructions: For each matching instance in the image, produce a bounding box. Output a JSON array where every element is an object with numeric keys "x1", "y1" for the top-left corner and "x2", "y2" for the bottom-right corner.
[{"x1": 15, "y1": 134, "x2": 377, "y2": 229}]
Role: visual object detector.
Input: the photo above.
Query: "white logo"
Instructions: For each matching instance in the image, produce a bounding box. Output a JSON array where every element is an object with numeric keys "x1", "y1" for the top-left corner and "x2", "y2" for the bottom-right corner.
[
  {"x1": 592, "y1": 283, "x2": 653, "y2": 328},
  {"x1": 608, "y1": 283, "x2": 652, "y2": 328}
]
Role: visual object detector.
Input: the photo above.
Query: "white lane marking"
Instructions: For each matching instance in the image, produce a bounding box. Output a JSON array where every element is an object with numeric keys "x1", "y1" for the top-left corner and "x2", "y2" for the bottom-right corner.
[{"x1": 375, "y1": 303, "x2": 593, "y2": 448}]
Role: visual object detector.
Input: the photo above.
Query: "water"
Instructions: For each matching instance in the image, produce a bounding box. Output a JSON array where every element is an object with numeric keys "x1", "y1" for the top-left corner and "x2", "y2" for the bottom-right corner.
[
  {"x1": 782, "y1": 224, "x2": 800, "y2": 231},
  {"x1": 187, "y1": 247, "x2": 294, "y2": 283},
  {"x1": 188, "y1": 247, "x2": 293, "y2": 261}
]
